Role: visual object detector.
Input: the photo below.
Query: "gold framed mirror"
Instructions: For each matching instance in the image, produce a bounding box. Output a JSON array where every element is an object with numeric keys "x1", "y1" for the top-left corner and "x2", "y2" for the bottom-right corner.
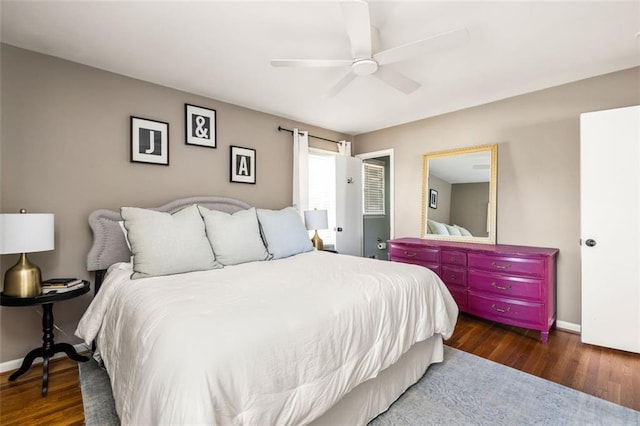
[{"x1": 421, "y1": 144, "x2": 497, "y2": 244}]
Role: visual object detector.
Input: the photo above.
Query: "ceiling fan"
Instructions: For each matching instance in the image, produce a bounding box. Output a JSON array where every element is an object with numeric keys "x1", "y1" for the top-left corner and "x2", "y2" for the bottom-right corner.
[{"x1": 271, "y1": 0, "x2": 469, "y2": 97}]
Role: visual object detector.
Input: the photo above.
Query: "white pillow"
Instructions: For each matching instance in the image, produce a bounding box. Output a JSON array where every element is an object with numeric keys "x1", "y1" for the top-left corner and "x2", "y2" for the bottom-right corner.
[
  {"x1": 444, "y1": 224, "x2": 462, "y2": 236},
  {"x1": 257, "y1": 207, "x2": 313, "y2": 259},
  {"x1": 427, "y1": 219, "x2": 449, "y2": 235},
  {"x1": 198, "y1": 206, "x2": 270, "y2": 265},
  {"x1": 455, "y1": 224, "x2": 473, "y2": 237},
  {"x1": 121, "y1": 204, "x2": 220, "y2": 279}
]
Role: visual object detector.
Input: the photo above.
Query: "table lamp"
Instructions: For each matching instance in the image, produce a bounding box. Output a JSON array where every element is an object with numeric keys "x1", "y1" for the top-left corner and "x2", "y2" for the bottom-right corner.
[
  {"x1": 0, "y1": 210, "x2": 54, "y2": 297},
  {"x1": 304, "y1": 209, "x2": 328, "y2": 251}
]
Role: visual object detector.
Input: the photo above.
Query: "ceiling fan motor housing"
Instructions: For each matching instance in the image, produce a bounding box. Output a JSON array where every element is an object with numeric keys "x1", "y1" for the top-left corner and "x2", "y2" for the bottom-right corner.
[{"x1": 352, "y1": 58, "x2": 378, "y2": 76}]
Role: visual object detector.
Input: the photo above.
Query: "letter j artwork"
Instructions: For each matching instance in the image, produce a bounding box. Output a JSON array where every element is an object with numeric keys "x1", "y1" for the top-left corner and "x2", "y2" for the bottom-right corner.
[{"x1": 130, "y1": 116, "x2": 169, "y2": 166}]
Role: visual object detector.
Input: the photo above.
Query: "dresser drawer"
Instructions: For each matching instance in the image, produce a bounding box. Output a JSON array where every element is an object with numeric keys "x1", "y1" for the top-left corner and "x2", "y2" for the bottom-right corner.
[
  {"x1": 468, "y1": 253, "x2": 545, "y2": 277},
  {"x1": 467, "y1": 293, "x2": 543, "y2": 327},
  {"x1": 441, "y1": 265, "x2": 466, "y2": 287},
  {"x1": 446, "y1": 285, "x2": 467, "y2": 309},
  {"x1": 389, "y1": 244, "x2": 439, "y2": 264},
  {"x1": 441, "y1": 249, "x2": 467, "y2": 266},
  {"x1": 468, "y1": 270, "x2": 542, "y2": 300}
]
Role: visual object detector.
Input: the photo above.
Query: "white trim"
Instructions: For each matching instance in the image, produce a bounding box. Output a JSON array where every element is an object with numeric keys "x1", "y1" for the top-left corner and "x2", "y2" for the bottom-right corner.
[
  {"x1": 556, "y1": 320, "x2": 581, "y2": 334},
  {"x1": 309, "y1": 146, "x2": 337, "y2": 155},
  {"x1": 356, "y1": 149, "x2": 395, "y2": 239},
  {"x1": 0, "y1": 343, "x2": 89, "y2": 373}
]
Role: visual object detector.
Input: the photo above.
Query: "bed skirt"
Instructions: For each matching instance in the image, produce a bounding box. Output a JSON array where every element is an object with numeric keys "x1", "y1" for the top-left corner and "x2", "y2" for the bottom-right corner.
[{"x1": 310, "y1": 334, "x2": 444, "y2": 425}]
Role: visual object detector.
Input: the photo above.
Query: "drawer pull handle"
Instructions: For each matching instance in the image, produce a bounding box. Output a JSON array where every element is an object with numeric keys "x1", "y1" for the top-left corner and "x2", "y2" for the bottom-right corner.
[
  {"x1": 491, "y1": 304, "x2": 511, "y2": 313},
  {"x1": 403, "y1": 251, "x2": 417, "y2": 258},
  {"x1": 450, "y1": 275, "x2": 456, "y2": 280},
  {"x1": 492, "y1": 261, "x2": 511, "y2": 270},
  {"x1": 491, "y1": 282, "x2": 512, "y2": 290},
  {"x1": 450, "y1": 256, "x2": 456, "y2": 262}
]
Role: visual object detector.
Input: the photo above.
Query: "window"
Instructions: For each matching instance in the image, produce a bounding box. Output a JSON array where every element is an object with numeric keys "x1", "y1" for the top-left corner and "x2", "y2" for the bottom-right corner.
[
  {"x1": 308, "y1": 151, "x2": 336, "y2": 246},
  {"x1": 363, "y1": 162, "x2": 385, "y2": 215}
]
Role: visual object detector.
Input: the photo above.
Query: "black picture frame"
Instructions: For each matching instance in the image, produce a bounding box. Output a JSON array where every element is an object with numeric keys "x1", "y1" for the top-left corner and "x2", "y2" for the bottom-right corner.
[
  {"x1": 429, "y1": 189, "x2": 438, "y2": 209},
  {"x1": 185, "y1": 103, "x2": 216, "y2": 148},
  {"x1": 130, "y1": 116, "x2": 169, "y2": 165},
  {"x1": 230, "y1": 146, "x2": 256, "y2": 184}
]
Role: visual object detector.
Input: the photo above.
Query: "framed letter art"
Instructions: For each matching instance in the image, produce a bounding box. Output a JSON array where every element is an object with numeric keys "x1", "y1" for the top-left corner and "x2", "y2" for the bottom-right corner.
[
  {"x1": 429, "y1": 189, "x2": 438, "y2": 209},
  {"x1": 230, "y1": 146, "x2": 256, "y2": 184},
  {"x1": 130, "y1": 116, "x2": 169, "y2": 165},
  {"x1": 185, "y1": 104, "x2": 216, "y2": 148}
]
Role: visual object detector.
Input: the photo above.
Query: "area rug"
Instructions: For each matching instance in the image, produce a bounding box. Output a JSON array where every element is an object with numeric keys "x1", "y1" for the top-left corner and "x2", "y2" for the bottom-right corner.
[
  {"x1": 79, "y1": 346, "x2": 639, "y2": 425},
  {"x1": 78, "y1": 357, "x2": 119, "y2": 426}
]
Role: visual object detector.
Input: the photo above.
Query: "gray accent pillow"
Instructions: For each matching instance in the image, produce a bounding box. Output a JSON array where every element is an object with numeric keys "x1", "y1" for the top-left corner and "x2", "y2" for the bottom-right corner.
[
  {"x1": 257, "y1": 207, "x2": 313, "y2": 259},
  {"x1": 121, "y1": 204, "x2": 220, "y2": 279},
  {"x1": 198, "y1": 206, "x2": 270, "y2": 265}
]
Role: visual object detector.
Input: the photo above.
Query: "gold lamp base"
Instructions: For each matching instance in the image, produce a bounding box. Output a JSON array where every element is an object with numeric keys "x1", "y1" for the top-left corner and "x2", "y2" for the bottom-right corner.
[
  {"x1": 311, "y1": 230, "x2": 324, "y2": 251},
  {"x1": 3, "y1": 253, "x2": 43, "y2": 297}
]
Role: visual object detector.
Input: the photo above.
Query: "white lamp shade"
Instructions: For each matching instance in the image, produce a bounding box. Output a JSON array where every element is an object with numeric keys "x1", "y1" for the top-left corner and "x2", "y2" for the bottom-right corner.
[
  {"x1": 0, "y1": 213, "x2": 55, "y2": 254},
  {"x1": 304, "y1": 209, "x2": 328, "y2": 231}
]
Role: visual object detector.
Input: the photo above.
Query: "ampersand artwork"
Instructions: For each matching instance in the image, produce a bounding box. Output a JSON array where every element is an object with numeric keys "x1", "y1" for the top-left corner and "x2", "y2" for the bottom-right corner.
[{"x1": 194, "y1": 115, "x2": 209, "y2": 138}]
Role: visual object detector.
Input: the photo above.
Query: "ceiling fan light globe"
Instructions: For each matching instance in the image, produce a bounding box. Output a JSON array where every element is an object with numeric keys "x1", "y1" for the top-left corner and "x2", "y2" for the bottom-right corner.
[{"x1": 352, "y1": 59, "x2": 378, "y2": 76}]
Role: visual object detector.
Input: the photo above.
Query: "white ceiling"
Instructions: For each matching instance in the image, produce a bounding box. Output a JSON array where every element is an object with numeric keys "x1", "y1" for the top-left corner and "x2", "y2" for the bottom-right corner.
[
  {"x1": 429, "y1": 149, "x2": 491, "y2": 184},
  {"x1": 2, "y1": 1, "x2": 639, "y2": 136}
]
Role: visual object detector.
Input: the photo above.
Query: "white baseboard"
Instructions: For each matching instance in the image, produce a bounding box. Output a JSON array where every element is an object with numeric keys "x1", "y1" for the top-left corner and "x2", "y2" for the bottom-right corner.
[
  {"x1": 556, "y1": 320, "x2": 581, "y2": 334},
  {"x1": 0, "y1": 343, "x2": 89, "y2": 374}
]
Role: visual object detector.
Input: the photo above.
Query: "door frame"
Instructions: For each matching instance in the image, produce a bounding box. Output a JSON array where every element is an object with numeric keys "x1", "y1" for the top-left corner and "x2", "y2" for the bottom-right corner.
[{"x1": 356, "y1": 149, "x2": 395, "y2": 240}]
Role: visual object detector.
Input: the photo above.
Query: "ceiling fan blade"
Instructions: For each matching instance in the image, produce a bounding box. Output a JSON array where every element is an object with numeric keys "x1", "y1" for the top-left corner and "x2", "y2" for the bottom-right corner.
[
  {"x1": 340, "y1": 0, "x2": 372, "y2": 59},
  {"x1": 325, "y1": 71, "x2": 357, "y2": 97},
  {"x1": 373, "y1": 66, "x2": 421, "y2": 94},
  {"x1": 374, "y1": 27, "x2": 469, "y2": 66},
  {"x1": 271, "y1": 59, "x2": 353, "y2": 68}
]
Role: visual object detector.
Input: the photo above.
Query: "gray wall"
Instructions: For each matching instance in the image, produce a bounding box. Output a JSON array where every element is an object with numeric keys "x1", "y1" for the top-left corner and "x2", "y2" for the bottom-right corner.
[
  {"x1": 451, "y1": 182, "x2": 490, "y2": 237},
  {"x1": 0, "y1": 45, "x2": 350, "y2": 363},
  {"x1": 354, "y1": 67, "x2": 640, "y2": 327},
  {"x1": 427, "y1": 175, "x2": 451, "y2": 225}
]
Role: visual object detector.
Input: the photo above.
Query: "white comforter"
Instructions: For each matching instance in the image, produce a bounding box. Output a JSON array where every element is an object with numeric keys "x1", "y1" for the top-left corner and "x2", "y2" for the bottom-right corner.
[{"x1": 76, "y1": 251, "x2": 458, "y2": 425}]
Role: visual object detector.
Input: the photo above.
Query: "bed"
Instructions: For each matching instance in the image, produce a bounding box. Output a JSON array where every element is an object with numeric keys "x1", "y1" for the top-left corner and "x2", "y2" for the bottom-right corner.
[{"x1": 76, "y1": 196, "x2": 458, "y2": 425}]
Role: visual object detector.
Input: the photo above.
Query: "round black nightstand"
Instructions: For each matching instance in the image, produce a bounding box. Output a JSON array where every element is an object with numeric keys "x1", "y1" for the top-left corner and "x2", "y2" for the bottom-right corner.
[{"x1": 0, "y1": 280, "x2": 91, "y2": 396}]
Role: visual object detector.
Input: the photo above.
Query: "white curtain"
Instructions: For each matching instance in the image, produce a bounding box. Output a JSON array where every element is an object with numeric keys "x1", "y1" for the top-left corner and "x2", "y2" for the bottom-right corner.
[
  {"x1": 292, "y1": 128, "x2": 309, "y2": 213},
  {"x1": 337, "y1": 140, "x2": 352, "y2": 156}
]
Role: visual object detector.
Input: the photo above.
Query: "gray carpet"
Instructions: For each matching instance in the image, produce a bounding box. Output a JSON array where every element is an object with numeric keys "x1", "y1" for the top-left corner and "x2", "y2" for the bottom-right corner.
[
  {"x1": 79, "y1": 346, "x2": 639, "y2": 425},
  {"x1": 79, "y1": 357, "x2": 120, "y2": 426}
]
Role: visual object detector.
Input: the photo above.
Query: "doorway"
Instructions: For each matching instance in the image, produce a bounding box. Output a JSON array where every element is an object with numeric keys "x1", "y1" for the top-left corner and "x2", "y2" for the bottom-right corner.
[{"x1": 357, "y1": 149, "x2": 394, "y2": 260}]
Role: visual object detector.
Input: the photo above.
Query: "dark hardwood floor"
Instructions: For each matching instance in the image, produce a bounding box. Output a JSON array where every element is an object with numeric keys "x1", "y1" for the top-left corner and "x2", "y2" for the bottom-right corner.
[
  {"x1": 1, "y1": 313, "x2": 638, "y2": 425},
  {"x1": 0, "y1": 357, "x2": 84, "y2": 426}
]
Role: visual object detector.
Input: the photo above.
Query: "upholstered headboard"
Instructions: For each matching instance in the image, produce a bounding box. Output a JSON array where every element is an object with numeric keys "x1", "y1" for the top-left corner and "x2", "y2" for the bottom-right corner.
[{"x1": 87, "y1": 196, "x2": 252, "y2": 273}]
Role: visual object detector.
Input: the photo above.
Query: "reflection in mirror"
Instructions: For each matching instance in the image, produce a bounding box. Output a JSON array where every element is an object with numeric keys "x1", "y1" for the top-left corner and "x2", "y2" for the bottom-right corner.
[{"x1": 421, "y1": 144, "x2": 497, "y2": 244}]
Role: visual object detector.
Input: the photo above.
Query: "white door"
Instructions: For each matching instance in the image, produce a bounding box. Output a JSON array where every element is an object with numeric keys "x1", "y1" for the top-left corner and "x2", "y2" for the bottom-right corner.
[
  {"x1": 335, "y1": 155, "x2": 363, "y2": 256},
  {"x1": 580, "y1": 105, "x2": 640, "y2": 353}
]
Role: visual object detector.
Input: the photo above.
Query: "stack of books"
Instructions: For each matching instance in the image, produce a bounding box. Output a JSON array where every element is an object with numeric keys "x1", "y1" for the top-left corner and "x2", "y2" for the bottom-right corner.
[{"x1": 42, "y1": 278, "x2": 84, "y2": 294}]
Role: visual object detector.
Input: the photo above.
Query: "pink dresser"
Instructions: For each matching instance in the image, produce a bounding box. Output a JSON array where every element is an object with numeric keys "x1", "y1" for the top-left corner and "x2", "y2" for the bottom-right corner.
[{"x1": 388, "y1": 237, "x2": 558, "y2": 343}]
